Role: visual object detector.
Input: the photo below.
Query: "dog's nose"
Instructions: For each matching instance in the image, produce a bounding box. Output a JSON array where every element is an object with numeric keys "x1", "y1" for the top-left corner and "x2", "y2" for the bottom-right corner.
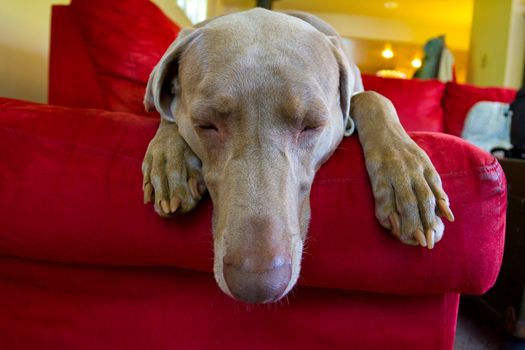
[{"x1": 223, "y1": 255, "x2": 292, "y2": 303}]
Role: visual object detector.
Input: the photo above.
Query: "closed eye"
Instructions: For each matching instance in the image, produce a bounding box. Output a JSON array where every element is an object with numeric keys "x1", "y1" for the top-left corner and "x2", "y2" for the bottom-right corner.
[
  {"x1": 301, "y1": 125, "x2": 320, "y2": 133},
  {"x1": 300, "y1": 124, "x2": 323, "y2": 134},
  {"x1": 296, "y1": 124, "x2": 324, "y2": 144},
  {"x1": 196, "y1": 123, "x2": 219, "y2": 132}
]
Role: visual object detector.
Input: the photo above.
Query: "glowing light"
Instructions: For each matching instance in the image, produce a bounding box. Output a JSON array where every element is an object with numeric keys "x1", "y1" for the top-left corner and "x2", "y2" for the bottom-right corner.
[
  {"x1": 411, "y1": 58, "x2": 422, "y2": 68},
  {"x1": 382, "y1": 46, "x2": 394, "y2": 59},
  {"x1": 384, "y1": 1, "x2": 399, "y2": 9},
  {"x1": 376, "y1": 70, "x2": 407, "y2": 79}
]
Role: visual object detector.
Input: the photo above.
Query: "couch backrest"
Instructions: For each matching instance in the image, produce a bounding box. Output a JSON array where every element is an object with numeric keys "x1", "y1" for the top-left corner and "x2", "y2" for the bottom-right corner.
[
  {"x1": 49, "y1": 5, "x2": 107, "y2": 111},
  {"x1": 362, "y1": 74, "x2": 446, "y2": 133},
  {"x1": 362, "y1": 75, "x2": 517, "y2": 135},
  {"x1": 442, "y1": 82, "x2": 517, "y2": 137},
  {"x1": 49, "y1": 0, "x2": 180, "y2": 116}
]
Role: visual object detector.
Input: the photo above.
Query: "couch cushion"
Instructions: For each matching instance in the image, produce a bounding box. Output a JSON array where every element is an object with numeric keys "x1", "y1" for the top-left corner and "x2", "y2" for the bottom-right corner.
[
  {"x1": 443, "y1": 82, "x2": 516, "y2": 136},
  {"x1": 362, "y1": 75, "x2": 446, "y2": 132},
  {"x1": 0, "y1": 254, "x2": 459, "y2": 350},
  {"x1": 0, "y1": 98, "x2": 505, "y2": 295},
  {"x1": 50, "y1": 0, "x2": 180, "y2": 116}
]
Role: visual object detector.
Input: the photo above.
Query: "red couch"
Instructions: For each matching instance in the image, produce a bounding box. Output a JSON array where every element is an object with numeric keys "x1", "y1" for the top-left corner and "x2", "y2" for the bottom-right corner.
[{"x1": 0, "y1": 0, "x2": 515, "y2": 349}]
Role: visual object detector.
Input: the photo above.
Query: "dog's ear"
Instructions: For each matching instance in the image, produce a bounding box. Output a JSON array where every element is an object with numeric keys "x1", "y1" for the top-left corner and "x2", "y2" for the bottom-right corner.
[
  {"x1": 327, "y1": 36, "x2": 356, "y2": 136},
  {"x1": 144, "y1": 28, "x2": 201, "y2": 122}
]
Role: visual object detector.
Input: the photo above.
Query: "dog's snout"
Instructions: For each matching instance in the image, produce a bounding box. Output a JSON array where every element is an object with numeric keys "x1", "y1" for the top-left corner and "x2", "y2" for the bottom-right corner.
[{"x1": 223, "y1": 254, "x2": 292, "y2": 303}]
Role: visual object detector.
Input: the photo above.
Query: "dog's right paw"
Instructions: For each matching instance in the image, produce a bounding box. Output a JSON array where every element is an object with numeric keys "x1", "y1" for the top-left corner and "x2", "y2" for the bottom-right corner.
[
  {"x1": 365, "y1": 137, "x2": 454, "y2": 249},
  {"x1": 142, "y1": 124, "x2": 206, "y2": 217}
]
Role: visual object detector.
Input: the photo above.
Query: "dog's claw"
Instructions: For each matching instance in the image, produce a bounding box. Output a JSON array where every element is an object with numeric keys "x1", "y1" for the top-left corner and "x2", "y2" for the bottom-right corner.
[
  {"x1": 170, "y1": 197, "x2": 180, "y2": 213},
  {"x1": 160, "y1": 199, "x2": 170, "y2": 214},
  {"x1": 414, "y1": 229, "x2": 427, "y2": 247},
  {"x1": 437, "y1": 198, "x2": 454, "y2": 222},
  {"x1": 188, "y1": 177, "x2": 199, "y2": 199},
  {"x1": 144, "y1": 183, "x2": 153, "y2": 204},
  {"x1": 388, "y1": 213, "x2": 401, "y2": 238},
  {"x1": 426, "y1": 229, "x2": 435, "y2": 249}
]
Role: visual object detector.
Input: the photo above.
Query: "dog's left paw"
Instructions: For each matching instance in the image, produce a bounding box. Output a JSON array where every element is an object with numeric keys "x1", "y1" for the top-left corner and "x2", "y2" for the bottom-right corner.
[
  {"x1": 365, "y1": 137, "x2": 454, "y2": 249},
  {"x1": 142, "y1": 121, "x2": 207, "y2": 217}
]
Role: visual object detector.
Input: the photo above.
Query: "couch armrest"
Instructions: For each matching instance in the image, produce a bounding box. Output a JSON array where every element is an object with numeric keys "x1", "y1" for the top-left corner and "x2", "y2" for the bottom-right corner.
[{"x1": 0, "y1": 98, "x2": 505, "y2": 295}]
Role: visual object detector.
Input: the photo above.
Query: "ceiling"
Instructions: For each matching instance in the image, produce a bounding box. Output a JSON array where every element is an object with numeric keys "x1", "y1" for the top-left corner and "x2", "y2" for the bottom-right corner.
[{"x1": 221, "y1": 0, "x2": 474, "y2": 28}]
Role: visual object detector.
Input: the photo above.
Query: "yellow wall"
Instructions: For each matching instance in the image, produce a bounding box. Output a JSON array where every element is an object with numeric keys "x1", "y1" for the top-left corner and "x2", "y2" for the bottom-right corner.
[
  {"x1": 0, "y1": 0, "x2": 70, "y2": 103},
  {"x1": 308, "y1": 12, "x2": 471, "y2": 52},
  {"x1": 468, "y1": 0, "x2": 513, "y2": 87},
  {"x1": 468, "y1": 0, "x2": 525, "y2": 88},
  {"x1": 504, "y1": 0, "x2": 525, "y2": 88}
]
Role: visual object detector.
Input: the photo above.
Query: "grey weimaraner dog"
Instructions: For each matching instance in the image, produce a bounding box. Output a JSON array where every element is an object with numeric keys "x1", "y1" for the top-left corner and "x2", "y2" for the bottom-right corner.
[{"x1": 142, "y1": 9, "x2": 454, "y2": 304}]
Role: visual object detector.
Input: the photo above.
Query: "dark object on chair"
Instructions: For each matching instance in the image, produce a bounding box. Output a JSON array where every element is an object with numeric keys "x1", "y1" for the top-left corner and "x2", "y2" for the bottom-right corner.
[
  {"x1": 509, "y1": 86, "x2": 525, "y2": 159},
  {"x1": 256, "y1": 0, "x2": 273, "y2": 9}
]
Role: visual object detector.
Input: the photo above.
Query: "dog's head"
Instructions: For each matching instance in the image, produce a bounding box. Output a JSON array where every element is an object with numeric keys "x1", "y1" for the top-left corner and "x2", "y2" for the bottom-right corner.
[{"x1": 145, "y1": 9, "x2": 357, "y2": 303}]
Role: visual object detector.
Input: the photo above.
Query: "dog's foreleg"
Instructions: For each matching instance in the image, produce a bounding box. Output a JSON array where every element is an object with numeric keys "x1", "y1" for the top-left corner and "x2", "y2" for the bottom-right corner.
[{"x1": 350, "y1": 91, "x2": 454, "y2": 249}]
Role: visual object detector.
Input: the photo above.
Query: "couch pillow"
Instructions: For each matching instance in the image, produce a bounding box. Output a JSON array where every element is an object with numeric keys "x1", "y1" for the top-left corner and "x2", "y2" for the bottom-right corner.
[
  {"x1": 66, "y1": 0, "x2": 181, "y2": 115},
  {"x1": 443, "y1": 82, "x2": 516, "y2": 137},
  {"x1": 362, "y1": 75, "x2": 446, "y2": 132}
]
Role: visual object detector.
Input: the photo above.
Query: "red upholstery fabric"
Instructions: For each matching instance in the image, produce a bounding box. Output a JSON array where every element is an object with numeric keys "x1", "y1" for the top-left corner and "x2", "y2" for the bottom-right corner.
[
  {"x1": 0, "y1": 98, "x2": 505, "y2": 296},
  {"x1": 49, "y1": 0, "x2": 180, "y2": 116},
  {"x1": 49, "y1": 6, "x2": 107, "y2": 110},
  {"x1": 362, "y1": 74, "x2": 446, "y2": 132},
  {"x1": 0, "y1": 254, "x2": 459, "y2": 350},
  {"x1": 443, "y1": 82, "x2": 517, "y2": 136}
]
